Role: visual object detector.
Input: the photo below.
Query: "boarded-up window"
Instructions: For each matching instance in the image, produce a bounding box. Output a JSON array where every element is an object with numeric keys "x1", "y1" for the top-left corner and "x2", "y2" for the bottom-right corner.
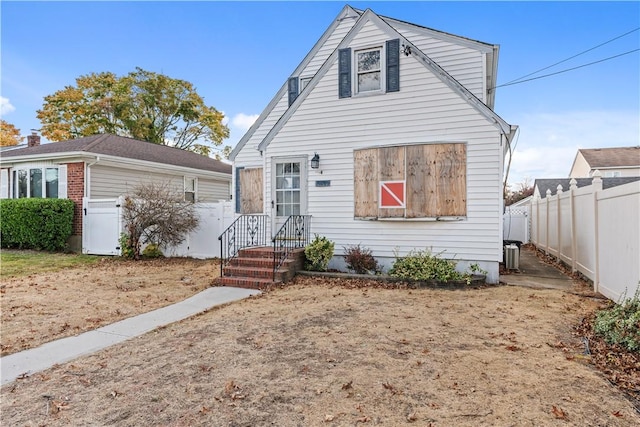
[
  {"x1": 354, "y1": 143, "x2": 466, "y2": 219},
  {"x1": 239, "y1": 168, "x2": 263, "y2": 214}
]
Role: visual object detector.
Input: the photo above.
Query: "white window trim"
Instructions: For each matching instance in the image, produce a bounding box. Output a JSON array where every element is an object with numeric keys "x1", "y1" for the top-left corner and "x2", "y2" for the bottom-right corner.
[
  {"x1": 299, "y1": 76, "x2": 312, "y2": 92},
  {"x1": 354, "y1": 45, "x2": 385, "y2": 96},
  {"x1": 184, "y1": 176, "x2": 198, "y2": 202},
  {"x1": 10, "y1": 165, "x2": 63, "y2": 199}
]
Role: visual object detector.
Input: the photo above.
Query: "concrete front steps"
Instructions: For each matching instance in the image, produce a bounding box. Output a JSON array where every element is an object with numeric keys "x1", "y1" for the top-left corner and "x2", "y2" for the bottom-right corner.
[{"x1": 215, "y1": 246, "x2": 305, "y2": 290}]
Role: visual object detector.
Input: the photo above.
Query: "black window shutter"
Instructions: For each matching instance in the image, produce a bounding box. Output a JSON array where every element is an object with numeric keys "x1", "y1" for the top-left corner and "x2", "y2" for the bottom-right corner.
[
  {"x1": 235, "y1": 167, "x2": 244, "y2": 213},
  {"x1": 386, "y1": 39, "x2": 400, "y2": 92},
  {"x1": 338, "y1": 48, "x2": 352, "y2": 98},
  {"x1": 288, "y1": 77, "x2": 299, "y2": 106}
]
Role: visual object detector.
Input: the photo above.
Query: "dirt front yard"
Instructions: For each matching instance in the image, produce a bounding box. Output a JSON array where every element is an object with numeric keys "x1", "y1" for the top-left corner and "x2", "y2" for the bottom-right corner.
[
  {"x1": 1, "y1": 256, "x2": 220, "y2": 356},
  {"x1": 1, "y1": 269, "x2": 638, "y2": 426}
]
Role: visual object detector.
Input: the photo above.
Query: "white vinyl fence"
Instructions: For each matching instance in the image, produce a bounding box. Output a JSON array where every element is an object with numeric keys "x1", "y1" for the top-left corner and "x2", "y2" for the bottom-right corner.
[
  {"x1": 531, "y1": 174, "x2": 640, "y2": 302},
  {"x1": 503, "y1": 205, "x2": 530, "y2": 243},
  {"x1": 83, "y1": 197, "x2": 234, "y2": 258}
]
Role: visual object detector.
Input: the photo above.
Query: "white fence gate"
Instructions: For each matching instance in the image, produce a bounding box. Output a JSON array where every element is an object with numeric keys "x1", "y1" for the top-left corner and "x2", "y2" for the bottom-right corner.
[
  {"x1": 82, "y1": 198, "x2": 234, "y2": 258},
  {"x1": 503, "y1": 206, "x2": 530, "y2": 243},
  {"x1": 83, "y1": 197, "x2": 123, "y2": 255},
  {"x1": 530, "y1": 175, "x2": 640, "y2": 302}
]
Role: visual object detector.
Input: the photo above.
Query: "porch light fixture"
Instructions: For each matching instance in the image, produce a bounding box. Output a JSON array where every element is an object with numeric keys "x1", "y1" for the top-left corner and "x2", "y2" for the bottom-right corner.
[{"x1": 311, "y1": 153, "x2": 320, "y2": 169}]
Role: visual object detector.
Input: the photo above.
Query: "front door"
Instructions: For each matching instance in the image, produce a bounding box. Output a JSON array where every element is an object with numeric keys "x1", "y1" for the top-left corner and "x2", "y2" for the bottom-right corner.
[{"x1": 271, "y1": 157, "x2": 307, "y2": 233}]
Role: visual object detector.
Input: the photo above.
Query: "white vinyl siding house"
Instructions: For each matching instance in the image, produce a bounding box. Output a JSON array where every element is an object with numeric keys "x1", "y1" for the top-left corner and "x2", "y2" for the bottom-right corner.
[{"x1": 231, "y1": 6, "x2": 516, "y2": 283}]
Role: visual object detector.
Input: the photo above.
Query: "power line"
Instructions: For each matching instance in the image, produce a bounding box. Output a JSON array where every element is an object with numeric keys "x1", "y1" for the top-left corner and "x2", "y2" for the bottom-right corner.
[
  {"x1": 493, "y1": 48, "x2": 639, "y2": 89},
  {"x1": 502, "y1": 27, "x2": 639, "y2": 86}
]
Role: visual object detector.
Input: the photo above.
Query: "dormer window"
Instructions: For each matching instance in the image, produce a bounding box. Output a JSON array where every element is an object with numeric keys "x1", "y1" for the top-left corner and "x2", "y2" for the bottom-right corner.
[{"x1": 356, "y1": 47, "x2": 381, "y2": 93}]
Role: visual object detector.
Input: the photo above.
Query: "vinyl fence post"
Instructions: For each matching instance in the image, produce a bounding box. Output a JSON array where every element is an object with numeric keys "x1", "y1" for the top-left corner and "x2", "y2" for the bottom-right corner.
[{"x1": 592, "y1": 171, "x2": 603, "y2": 294}]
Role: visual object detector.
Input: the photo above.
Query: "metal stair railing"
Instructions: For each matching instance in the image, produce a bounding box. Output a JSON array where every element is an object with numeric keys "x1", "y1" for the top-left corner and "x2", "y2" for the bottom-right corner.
[
  {"x1": 218, "y1": 214, "x2": 270, "y2": 277},
  {"x1": 272, "y1": 215, "x2": 311, "y2": 281}
]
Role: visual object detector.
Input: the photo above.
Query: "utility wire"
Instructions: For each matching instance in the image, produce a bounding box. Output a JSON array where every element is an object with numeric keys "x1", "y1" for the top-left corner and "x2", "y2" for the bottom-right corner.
[
  {"x1": 493, "y1": 48, "x2": 639, "y2": 89},
  {"x1": 502, "y1": 27, "x2": 639, "y2": 86}
]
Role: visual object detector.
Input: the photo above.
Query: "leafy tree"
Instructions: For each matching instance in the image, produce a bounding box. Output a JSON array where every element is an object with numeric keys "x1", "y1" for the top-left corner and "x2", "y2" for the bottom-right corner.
[
  {"x1": 37, "y1": 67, "x2": 229, "y2": 156},
  {"x1": 505, "y1": 178, "x2": 534, "y2": 206},
  {"x1": 0, "y1": 120, "x2": 24, "y2": 146},
  {"x1": 121, "y1": 181, "x2": 199, "y2": 260}
]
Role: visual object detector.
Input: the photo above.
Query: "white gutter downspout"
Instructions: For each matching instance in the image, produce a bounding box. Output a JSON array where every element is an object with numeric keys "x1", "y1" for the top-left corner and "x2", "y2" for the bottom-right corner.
[{"x1": 84, "y1": 156, "x2": 100, "y2": 198}]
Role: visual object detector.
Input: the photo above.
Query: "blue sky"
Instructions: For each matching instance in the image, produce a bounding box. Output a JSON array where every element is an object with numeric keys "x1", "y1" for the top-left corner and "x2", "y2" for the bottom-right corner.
[{"x1": 2, "y1": 1, "x2": 638, "y2": 186}]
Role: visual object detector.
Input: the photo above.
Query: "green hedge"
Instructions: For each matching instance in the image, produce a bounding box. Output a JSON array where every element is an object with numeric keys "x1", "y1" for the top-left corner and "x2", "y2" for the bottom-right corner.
[{"x1": 0, "y1": 198, "x2": 75, "y2": 251}]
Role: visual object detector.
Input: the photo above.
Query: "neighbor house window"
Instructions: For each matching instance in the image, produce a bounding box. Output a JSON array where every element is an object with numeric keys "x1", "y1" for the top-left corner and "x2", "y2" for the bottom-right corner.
[
  {"x1": 604, "y1": 171, "x2": 621, "y2": 178},
  {"x1": 12, "y1": 166, "x2": 65, "y2": 199},
  {"x1": 45, "y1": 168, "x2": 59, "y2": 198},
  {"x1": 184, "y1": 177, "x2": 197, "y2": 202},
  {"x1": 356, "y1": 47, "x2": 382, "y2": 93}
]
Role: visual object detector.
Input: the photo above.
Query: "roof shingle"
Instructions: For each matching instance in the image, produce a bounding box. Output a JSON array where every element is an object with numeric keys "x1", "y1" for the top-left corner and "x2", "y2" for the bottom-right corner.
[
  {"x1": 1, "y1": 134, "x2": 231, "y2": 174},
  {"x1": 579, "y1": 146, "x2": 640, "y2": 169}
]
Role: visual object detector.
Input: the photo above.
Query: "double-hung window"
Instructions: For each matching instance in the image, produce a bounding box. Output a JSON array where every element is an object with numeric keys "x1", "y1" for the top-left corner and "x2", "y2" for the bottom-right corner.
[
  {"x1": 184, "y1": 177, "x2": 197, "y2": 203},
  {"x1": 356, "y1": 47, "x2": 382, "y2": 93},
  {"x1": 338, "y1": 39, "x2": 400, "y2": 98}
]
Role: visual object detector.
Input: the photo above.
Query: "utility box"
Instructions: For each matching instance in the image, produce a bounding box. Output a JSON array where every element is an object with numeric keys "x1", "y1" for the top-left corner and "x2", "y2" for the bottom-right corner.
[{"x1": 504, "y1": 244, "x2": 520, "y2": 270}]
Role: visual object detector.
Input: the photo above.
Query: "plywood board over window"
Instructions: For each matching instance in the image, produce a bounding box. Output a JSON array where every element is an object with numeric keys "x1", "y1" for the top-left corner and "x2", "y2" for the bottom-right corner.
[
  {"x1": 354, "y1": 143, "x2": 466, "y2": 219},
  {"x1": 239, "y1": 168, "x2": 263, "y2": 214}
]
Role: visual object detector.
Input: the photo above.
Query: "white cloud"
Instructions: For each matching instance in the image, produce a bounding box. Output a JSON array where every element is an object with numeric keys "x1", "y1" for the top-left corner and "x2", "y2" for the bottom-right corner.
[
  {"x1": 0, "y1": 96, "x2": 15, "y2": 116},
  {"x1": 221, "y1": 111, "x2": 229, "y2": 126},
  {"x1": 231, "y1": 113, "x2": 258, "y2": 131},
  {"x1": 507, "y1": 110, "x2": 640, "y2": 185}
]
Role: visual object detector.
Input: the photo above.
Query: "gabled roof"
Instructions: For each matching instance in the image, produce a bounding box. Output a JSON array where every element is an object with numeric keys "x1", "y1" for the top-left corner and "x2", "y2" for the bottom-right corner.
[
  {"x1": 534, "y1": 177, "x2": 640, "y2": 198},
  {"x1": 578, "y1": 146, "x2": 640, "y2": 168},
  {"x1": 1, "y1": 134, "x2": 231, "y2": 175},
  {"x1": 231, "y1": 5, "x2": 512, "y2": 161},
  {"x1": 255, "y1": 8, "x2": 514, "y2": 153},
  {"x1": 229, "y1": 4, "x2": 360, "y2": 160}
]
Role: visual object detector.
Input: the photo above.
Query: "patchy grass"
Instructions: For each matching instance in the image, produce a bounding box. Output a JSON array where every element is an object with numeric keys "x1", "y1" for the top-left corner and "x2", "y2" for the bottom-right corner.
[
  {"x1": 0, "y1": 256, "x2": 219, "y2": 355},
  {"x1": 1, "y1": 275, "x2": 639, "y2": 426},
  {"x1": 0, "y1": 250, "x2": 102, "y2": 279}
]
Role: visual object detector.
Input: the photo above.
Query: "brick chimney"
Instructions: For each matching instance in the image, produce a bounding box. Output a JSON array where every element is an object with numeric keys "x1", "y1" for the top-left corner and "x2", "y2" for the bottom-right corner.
[{"x1": 27, "y1": 131, "x2": 41, "y2": 147}]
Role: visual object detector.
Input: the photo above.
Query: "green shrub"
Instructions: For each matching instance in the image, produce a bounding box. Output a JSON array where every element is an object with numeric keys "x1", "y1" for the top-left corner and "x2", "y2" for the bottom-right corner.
[
  {"x1": 344, "y1": 244, "x2": 378, "y2": 274},
  {"x1": 593, "y1": 287, "x2": 640, "y2": 353},
  {"x1": 119, "y1": 233, "x2": 136, "y2": 259},
  {"x1": 142, "y1": 243, "x2": 163, "y2": 258},
  {"x1": 0, "y1": 198, "x2": 74, "y2": 251},
  {"x1": 389, "y1": 248, "x2": 467, "y2": 283},
  {"x1": 304, "y1": 234, "x2": 335, "y2": 271}
]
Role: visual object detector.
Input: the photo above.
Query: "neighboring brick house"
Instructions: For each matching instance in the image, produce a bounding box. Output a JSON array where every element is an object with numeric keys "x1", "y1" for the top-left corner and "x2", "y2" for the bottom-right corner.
[
  {"x1": 0, "y1": 133, "x2": 232, "y2": 251},
  {"x1": 569, "y1": 146, "x2": 640, "y2": 178}
]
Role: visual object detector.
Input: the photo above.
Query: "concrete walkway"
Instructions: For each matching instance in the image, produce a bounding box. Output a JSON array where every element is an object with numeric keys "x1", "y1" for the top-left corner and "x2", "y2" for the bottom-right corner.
[
  {"x1": 0, "y1": 286, "x2": 260, "y2": 386},
  {"x1": 500, "y1": 247, "x2": 575, "y2": 290}
]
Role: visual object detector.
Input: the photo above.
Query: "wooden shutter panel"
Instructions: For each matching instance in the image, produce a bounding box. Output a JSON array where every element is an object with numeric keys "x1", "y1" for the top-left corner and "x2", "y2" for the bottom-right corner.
[
  {"x1": 338, "y1": 48, "x2": 352, "y2": 98},
  {"x1": 378, "y1": 146, "x2": 405, "y2": 218},
  {"x1": 354, "y1": 148, "x2": 378, "y2": 218},
  {"x1": 239, "y1": 168, "x2": 263, "y2": 214},
  {"x1": 57, "y1": 164, "x2": 67, "y2": 199},
  {"x1": 234, "y1": 167, "x2": 244, "y2": 213},
  {"x1": 386, "y1": 39, "x2": 400, "y2": 93},
  {"x1": 288, "y1": 77, "x2": 299, "y2": 107}
]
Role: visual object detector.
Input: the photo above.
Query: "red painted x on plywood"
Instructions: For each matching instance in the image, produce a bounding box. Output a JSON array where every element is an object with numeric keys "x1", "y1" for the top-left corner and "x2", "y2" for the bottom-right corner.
[{"x1": 380, "y1": 181, "x2": 405, "y2": 208}]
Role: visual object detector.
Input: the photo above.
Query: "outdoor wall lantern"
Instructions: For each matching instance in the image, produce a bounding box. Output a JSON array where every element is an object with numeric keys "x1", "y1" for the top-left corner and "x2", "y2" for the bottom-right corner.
[{"x1": 311, "y1": 153, "x2": 320, "y2": 169}]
